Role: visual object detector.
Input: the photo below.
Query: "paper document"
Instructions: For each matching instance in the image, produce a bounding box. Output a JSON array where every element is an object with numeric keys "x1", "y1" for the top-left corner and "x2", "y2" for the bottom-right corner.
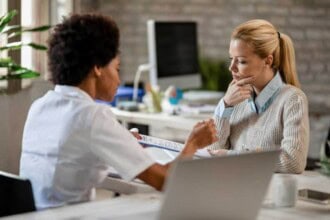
[{"x1": 139, "y1": 134, "x2": 211, "y2": 158}]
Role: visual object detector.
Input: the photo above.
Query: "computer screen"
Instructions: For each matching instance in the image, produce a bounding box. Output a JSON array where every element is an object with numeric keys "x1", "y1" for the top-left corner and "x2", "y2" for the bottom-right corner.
[{"x1": 147, "y1": 20, "x2": 201, "y2": 90}]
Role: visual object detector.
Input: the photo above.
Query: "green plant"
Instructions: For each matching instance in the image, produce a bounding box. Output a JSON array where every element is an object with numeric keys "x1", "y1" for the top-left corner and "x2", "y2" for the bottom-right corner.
[
  {"x1": 0, "y1": 10, "x2": 51, "y2": 81},
  {"x1": 199, "y1": 57, "x2": 232, "y2": 91}
]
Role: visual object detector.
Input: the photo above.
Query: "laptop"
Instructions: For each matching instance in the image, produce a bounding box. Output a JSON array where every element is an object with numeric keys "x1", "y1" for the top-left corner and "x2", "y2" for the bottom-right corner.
[{"x1": 158, "y1": 150, "x2": 280, "y2": 220}]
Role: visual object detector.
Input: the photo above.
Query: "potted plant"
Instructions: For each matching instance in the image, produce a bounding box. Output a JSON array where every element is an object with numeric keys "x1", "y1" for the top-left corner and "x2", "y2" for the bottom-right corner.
[
  {"x1": 0, "y1": 9, "x2": 51, "y2": 93},
  {"x1": 199, "y1": 57, "x2": 232, "y2": 92}
]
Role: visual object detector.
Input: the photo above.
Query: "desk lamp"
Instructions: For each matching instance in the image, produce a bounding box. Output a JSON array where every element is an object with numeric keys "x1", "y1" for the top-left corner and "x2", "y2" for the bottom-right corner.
[
  {"x1": 133, "y1": 63, "x2": 151, "y2": 102},
  {"x1": 117, "y1": 64, "x2": 151, "y2": 111}
]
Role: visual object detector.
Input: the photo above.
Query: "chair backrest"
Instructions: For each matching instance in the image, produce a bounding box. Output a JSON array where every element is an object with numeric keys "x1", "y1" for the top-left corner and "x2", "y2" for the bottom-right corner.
[{"x1": 0, "y1": 171, "x2": 36, "y2": 217}]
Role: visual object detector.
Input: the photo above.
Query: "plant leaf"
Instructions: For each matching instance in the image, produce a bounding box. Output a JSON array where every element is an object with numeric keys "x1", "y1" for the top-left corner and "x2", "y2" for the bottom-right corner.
[
  {"x1": 27, "y1": 42, "x2": 47, "y2": 50},
  {"x1": 0, "y1": 42, "x2": 23, "y2": 50},
  {"x1": 24, "y1": 25, "x2": 52, "y2": 32},
  {"x1": 0, "y1": 10, "x2": 17, "y2": 33},
  {"x1": 0, "y1": 10, "x2": 47, "y2": 81},
  {"x1": 0, "y1": 64, "x2": 40, "y2": 80},
  {"x1": 8, "y1": 25, "x2": 51, "y2": 38},
  {"x1": 2, "y1": 25, "x2": 22, "y2": 34},
  {"x1": 0, "y1": 71, "x2": 40, "y2": 80},
  {"x1": 0, "y1": 57, "x2": 13, "y2": 66},
  {"x1": 0, "y1": 42, "x2": 47, "y2": 51}
]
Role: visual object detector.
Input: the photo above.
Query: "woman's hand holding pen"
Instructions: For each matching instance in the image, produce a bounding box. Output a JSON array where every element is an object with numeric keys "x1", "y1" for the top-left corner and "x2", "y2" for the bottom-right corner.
[{"x1": 223, "y1": 76, "x2": 254, "y2": 107}]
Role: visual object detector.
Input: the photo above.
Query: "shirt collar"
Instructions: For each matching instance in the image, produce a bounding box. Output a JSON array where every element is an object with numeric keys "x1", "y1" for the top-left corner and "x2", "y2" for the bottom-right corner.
[
  {"x1": 54, "y1": 85, "x2": 94, "y2": 102},
  {"x1": 248, "y1": 71, "x2": 284, "y2": 114}
]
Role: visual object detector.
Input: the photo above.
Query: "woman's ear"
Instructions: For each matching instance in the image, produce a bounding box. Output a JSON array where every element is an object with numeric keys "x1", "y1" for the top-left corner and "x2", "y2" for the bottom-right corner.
[
  {"x1": 265, "y1": 55, "x2": 273, "y2": 67},
  {"x1": 93, "y1": 65, "x2": 102, "y2": 78}
]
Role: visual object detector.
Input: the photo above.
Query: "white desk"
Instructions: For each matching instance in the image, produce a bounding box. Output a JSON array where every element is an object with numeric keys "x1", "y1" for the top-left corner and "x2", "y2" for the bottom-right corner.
[
  {"x1": 111, "y1": 107, "x2": 208, "y2": 130},
  {"x1": 2, "y1": 171, "x2": 329, "y2": 220},
  {"x1": 111, "y1": 107, "x2": 211, "y2": 142}
]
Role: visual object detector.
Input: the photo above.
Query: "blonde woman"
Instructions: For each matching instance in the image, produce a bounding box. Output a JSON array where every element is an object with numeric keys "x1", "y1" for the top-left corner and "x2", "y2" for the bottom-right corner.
[{"x1": 209, "y1": 19, "x2": 309, "y2": 174}]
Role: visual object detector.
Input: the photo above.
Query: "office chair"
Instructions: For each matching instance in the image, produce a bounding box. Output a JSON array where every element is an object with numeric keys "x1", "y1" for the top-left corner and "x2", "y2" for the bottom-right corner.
[{"x1": 0, "y1": 171, "x2": 36, "y2": 217}]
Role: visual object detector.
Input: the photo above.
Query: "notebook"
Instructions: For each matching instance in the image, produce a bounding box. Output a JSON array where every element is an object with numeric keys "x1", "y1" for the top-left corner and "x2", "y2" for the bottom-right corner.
[{"x1": 158, "y1": 150, "x2": 280, "y2": 220}]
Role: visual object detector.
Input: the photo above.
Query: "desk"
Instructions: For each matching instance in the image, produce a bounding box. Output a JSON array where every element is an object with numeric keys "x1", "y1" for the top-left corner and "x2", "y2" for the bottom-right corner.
[
  {"x1": 2, "y1": 171, "x2": 329, "y2": 220},
  {"x1": 111, "y1": 107, "x2": 211, "y2": 141},
  {"x1": 111, "y1": 107, "x2": 208, "y2": 130}
]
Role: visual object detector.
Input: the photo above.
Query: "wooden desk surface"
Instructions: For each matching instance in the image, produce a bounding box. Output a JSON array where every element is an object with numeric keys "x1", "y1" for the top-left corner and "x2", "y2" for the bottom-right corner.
[{"x1": 2, "y1": 171, "x2": 329, "y2": 220}]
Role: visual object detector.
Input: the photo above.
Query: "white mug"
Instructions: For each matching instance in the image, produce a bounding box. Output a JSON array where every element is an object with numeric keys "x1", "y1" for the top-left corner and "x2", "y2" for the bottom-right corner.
[{"x1": 273, "y1": 174, "x2": 298, "y2": 207}]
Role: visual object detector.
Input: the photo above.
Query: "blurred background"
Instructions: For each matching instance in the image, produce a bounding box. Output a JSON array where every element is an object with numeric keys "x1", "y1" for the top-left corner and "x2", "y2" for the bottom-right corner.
[{"x1": 1, "y1": 0, "x2": 329, "y2": 174}]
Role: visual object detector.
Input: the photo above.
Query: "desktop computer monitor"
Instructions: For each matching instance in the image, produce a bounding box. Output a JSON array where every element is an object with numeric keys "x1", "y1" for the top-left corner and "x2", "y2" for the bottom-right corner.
[{"x1": 147, "y1": 20, "x2": 201, "y2": 90}]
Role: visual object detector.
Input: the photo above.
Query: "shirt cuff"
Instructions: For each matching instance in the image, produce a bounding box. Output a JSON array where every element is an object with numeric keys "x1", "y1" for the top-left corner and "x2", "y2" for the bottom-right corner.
[{"x1": 214, "y1": 99, "x2": 234, "y2": 119}]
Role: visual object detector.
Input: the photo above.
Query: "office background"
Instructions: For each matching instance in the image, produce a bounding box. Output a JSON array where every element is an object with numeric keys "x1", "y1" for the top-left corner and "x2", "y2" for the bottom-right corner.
[{"x1": 0, "y1": 0, "x2": 329, "y2": 174}]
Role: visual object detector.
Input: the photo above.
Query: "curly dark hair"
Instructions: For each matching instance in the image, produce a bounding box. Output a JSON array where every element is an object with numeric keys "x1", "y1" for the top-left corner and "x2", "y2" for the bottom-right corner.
[{"x1": 48, "y1": 13, "x2": 119, "y2": 85}]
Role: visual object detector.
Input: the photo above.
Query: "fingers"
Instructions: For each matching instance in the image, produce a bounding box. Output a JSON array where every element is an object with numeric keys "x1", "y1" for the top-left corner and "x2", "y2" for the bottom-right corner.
[
  {"x1": 229, "y1": 79, "x2": 237, "y2": 86},
  {"x1": 208, "y1": 148, "x2": 228, "y2": 156},
  {"x1": 199, "y1": 119, "x2": 218, "y2": 143},
  {"x1": 185, "y1": 119, "x2": 219, "y2": 152},
  {"x1": 236, "y1": 76, "x2": 255, "y2": 86},
  {"x1": 224, "y1": 88, "x2": 252, "y2": 107},
  {"x1": 196, "y1": 118, "x2": 214, "y2": 128},
  {"x1": 130, "y1": 128, "x2": 139, "y2": 133},
  {"x1": 238, "y1": 88, "x2": 253, "y2": 99},
  {"x1": 129, "y1": 128, "x2": 142, "y2": 140},
  {"x1": 223, "y1": 76, "x2": 254, "y2": 107},
  {"x1": 242, "y1": 83, "x2": 254, "y2": 92},
  {"x1": 198, "y1": 119, "x2": 215, "y2": 129}
]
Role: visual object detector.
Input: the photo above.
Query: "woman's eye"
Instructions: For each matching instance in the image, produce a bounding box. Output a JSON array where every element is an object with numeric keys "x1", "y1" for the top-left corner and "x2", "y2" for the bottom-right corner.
[{"x1": 238, "y1": 60, "x2": 247, "y2": 64}]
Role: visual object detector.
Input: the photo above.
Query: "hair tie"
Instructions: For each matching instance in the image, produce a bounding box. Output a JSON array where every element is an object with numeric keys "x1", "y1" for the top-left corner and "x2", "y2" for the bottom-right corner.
[{"x1": 277, "y1": 31, "x2": 281, "y2": 39}]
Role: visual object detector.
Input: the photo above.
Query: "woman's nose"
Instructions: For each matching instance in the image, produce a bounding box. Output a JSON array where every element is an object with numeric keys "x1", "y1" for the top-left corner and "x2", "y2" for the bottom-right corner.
[{"x1": 229, "y1": 60, "x2": 237, "y2": 73}]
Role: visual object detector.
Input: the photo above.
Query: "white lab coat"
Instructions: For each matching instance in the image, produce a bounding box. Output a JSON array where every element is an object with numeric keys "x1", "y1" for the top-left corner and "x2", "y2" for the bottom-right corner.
[{"x1": 20, "y1": 85, "x2": 155, "y2": 210}]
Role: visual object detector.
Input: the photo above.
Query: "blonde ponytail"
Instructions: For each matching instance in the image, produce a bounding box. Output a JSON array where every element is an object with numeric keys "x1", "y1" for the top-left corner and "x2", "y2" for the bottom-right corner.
[{"x1": 278, "y1": 33, "x2": 300, "y2": 88}]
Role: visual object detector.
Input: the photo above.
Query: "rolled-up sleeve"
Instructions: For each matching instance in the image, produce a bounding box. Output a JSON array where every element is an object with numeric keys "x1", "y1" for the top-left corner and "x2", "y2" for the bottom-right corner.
[{"x1": 90, "y1": 107, "x2": 155, "y2": 181}]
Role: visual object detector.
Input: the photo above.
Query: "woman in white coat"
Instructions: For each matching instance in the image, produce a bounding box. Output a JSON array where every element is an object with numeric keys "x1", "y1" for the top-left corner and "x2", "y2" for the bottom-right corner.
[{"x1": 20, "y1": 13, "x2": 218, "y2": 210}]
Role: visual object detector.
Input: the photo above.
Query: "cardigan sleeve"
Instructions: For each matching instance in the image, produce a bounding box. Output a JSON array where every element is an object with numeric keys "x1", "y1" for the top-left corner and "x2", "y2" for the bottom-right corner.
[
  {"x1": 207, "y1": 99, "x2": 232, "y2": 151},
  {"x1": 276, "y1": 91, "x2": 309, "y2": 174}
]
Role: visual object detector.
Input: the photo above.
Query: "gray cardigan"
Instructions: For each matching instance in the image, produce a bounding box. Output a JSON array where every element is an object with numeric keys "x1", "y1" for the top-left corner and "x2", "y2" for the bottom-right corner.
[{"x1": 208, "y1": 84, "x2": 309, "y2": 174}]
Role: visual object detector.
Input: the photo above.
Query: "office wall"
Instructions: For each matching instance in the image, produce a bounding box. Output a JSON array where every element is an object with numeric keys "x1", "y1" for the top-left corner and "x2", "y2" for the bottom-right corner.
[
  {"x1": 77, "y1": 0, "x2": 330, "y2": 87},
  {"x1": 77, "y1": 0, "x2": 330, "y2": 158},
  {"x1": 0, "y1": 0, "x2": 51, "y2": 174},
  {"x1": 0, "y1": 81, "x2": 53, "y2": 174}
]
